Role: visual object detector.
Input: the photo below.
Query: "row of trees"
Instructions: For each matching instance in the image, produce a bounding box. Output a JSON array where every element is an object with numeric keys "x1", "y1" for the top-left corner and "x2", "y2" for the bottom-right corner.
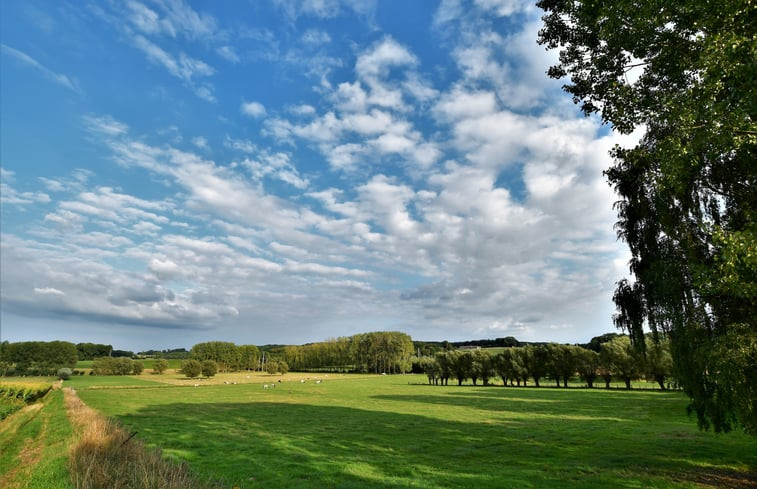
[
  {"x1": 91, "y1": 356, "x2": 144, "y2": 375},
  {"x1": 0, "y1": 341, "x2": 78, "y2": 375},
  {"x1": 279, "y1": 332, "x2": 415, "y2": 374},
  {"x1": 419, "y1": 336, "x2": 673, "y2": 389},
  {"x1": 189, "y1": 342, "x2": 261, "y2": 372}
]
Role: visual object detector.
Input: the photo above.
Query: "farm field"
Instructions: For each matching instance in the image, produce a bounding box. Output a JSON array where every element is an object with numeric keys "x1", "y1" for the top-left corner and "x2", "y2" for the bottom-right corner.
[{"x1": 70, "y1": 373, "x2": 757, "y2": 489}]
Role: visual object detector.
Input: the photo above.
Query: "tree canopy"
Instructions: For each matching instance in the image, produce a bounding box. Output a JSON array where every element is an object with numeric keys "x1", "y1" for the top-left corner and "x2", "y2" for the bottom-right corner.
[{"x1": 538, "y1": 0, "x2": 756, "y2": 433}]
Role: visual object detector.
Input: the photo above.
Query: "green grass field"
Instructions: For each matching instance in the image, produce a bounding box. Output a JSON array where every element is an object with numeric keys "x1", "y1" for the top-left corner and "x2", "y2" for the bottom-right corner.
[{"x1": 72, "y1": 374, "x2": 756, "y2": 489}]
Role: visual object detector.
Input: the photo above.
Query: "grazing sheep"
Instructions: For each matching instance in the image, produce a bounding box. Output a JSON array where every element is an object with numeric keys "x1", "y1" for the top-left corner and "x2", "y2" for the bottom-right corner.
[
  {"x1": 194, "y1": 384, "x2": 199, "y2": 387},
  {"x1": 300, "y1": 379, "x2": 305, "y2": 383},
  {"x1": 316, "y1": 380, "x2": 322, "y2": 384},
  {"x1": 263, "y1": 384, "x2": 269, "y2": 389}
]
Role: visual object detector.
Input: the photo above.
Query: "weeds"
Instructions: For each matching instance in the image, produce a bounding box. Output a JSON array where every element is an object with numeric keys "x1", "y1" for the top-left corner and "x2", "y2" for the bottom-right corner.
[{"x1": 64, "y1": 388, "x2": 222, "y2": 489}]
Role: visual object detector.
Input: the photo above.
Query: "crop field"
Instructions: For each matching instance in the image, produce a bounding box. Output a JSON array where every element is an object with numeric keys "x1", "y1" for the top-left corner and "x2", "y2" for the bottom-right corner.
[{"x1": 66, "y1": 373, "x2": 756, "y2": 489}]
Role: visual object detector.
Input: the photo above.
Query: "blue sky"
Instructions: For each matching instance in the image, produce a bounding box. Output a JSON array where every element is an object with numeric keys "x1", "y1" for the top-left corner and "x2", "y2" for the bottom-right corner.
[{"x1": 0, "y1": 0, "x2": 636, "y2": 351}]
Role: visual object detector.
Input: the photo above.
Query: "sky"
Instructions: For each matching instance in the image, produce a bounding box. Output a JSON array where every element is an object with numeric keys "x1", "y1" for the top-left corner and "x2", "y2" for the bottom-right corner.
[{"x1": 0, "y1": 0, "x2": 637, "y2": 351}]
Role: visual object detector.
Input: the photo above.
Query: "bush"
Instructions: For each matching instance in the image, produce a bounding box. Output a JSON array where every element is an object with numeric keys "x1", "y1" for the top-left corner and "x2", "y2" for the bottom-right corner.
[
  {"x1": 181, "y1": 359, "x2": 202, "y2": 378},
  {"x1": 152, "y1": 358, "x2": 169, "y2": 374},
  {"x1": 131, "y1": 362, "x2": 144, "y2": 375},
  {"x1": 57, "y1": 368, "x2": 73, "y2": 380},
  {"x1": 201, "y1": 360, "x2": 218, "y2": 378}
]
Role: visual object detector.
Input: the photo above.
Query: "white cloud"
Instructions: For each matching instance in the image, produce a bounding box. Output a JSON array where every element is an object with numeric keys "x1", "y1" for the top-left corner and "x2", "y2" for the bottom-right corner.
[
  {"x1": 34, "y1": 287, "x2": 65, "y2": 296},
  {"x1": 1, "y1": 43, "x2": 79, "y2": 92},
  {"x1": 302, "y1": 29, "x2": 331, "y2": 45},
  {"x1": 355, "y1": 37, "x2": 417, "y2": 80},
  {"x1": 1, "y1": 170, "x2": 51, "y2": 205},
  {"x1": 192, "y1": 136, "x2": 209, "y2": 149},
  {"x1": 216, "y1": 45, "x2": 240, "y2": 63},
  {"x1": 132, "y1": 35, "x2": 215, "y2": 100},
  {"x1": 240, "y1": 101, "x2": 267, "y2": 118}
]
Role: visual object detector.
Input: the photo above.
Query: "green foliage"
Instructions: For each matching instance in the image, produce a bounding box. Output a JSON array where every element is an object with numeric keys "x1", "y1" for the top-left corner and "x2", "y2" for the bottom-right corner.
[
  {"x1": 239, "y1": 344, "x2": 260, "y2": 370},
  {"x1": 546, "y1": 344, "x2": 579, "y2": 387},
  {"x1": 92, "y1": 356, "x2": 137, "y2": 375},
  {"x1": 600, "y1": 336, "x2": 643, "y2": 389},
  {"x1": 58, "y1": 368, "x2": 73, "y2": 380},
  {"x1": 523, "y1": 345, "x2": 549, "y2": 387},
  {"x1": 131, "y1": 361, "x2": 144, "y2": 375},
  {"x1": 277, "y1": 360, "x2": 289, "y2": 375},
  {"x1": 3, "y1": 340, "x2": 78, "y2": 375},
  {"x1": 191, "y1": 341, "x2": 241, "y2": 372},
  {"x1": 76, "y1": 342, "x2": 113, "y2": 361},
  {"x1": 538, "y1": 0, "x2": 756, "y2": 433},
  {"x1": 181, "y1": 359, "x2": 202, "y2": 378},
  {"x1": 265, "y1": 360, "x2": 279, "y2": 375},
  {"x1": 152, "y1": 358, "x2": 169, "y2": 374},
  {"x1": 576, "y1": 348, "x2": 600, "y2": 388},
  {"x1": 281, "y1": 332, "x2": 414, "y2": 373},
  {"x1": 646, "y1": 337, "x2": 674, "y2": 389},
  {"x1": 201, "y1": 360, "x2": 218, "y2": 378},
  {"x1": 470, "y1": 349, "x2": 495, "y2": 385}
]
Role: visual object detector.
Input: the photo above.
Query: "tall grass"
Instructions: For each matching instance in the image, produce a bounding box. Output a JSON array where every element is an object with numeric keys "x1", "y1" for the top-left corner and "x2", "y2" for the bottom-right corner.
[{"x1": 64, "y1": 389, "x2": 221, "y2": 489}]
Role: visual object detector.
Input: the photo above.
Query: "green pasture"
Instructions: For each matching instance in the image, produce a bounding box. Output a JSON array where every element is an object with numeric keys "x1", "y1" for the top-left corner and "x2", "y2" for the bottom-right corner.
[{"x1": 76, "y1": 374, "x2": 756, "y2": 489}]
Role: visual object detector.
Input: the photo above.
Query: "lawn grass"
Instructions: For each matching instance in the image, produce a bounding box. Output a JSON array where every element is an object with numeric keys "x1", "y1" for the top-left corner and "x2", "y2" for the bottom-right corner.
[{"x1": 76, "y1": 374, "x2": 757, "y2": 489}]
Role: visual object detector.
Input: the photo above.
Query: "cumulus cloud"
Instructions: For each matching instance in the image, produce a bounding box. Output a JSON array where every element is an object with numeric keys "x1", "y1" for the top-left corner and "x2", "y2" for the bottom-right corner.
[
  {"x1": 240, "y1": 101, "x2": 267, "y2": 118},
  {"x1": 1, "y1": 3, "x2": 635, "y2": 346}
]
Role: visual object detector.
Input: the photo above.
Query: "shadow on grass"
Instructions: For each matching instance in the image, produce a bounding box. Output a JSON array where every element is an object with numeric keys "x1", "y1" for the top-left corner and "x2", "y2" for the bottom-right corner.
[{"x1": 113, "y1": 396, "x2": 756, "y2": 489}]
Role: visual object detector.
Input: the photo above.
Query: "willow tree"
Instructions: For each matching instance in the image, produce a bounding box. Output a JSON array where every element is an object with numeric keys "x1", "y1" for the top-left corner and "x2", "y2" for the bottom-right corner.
[{"x1": 538, "y1": 0, "x2": 755, "y2": 433}]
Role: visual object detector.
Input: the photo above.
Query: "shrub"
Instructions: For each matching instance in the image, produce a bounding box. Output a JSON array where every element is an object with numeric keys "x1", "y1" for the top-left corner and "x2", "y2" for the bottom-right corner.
[
  {"x1": 131, "y1": 362, "x2": 144, "y2": 375},
  {"x1": 58, "y1": 368, "x2": 73, "y2": 380},
  {"x1": 181, "y1": 359, "x2": 202, "y2": 378},
  {"x1": 201, "y1": 360, "x2": 218, "y2": 378},
  {"x1": 152, "y1": 359, "x2": 169, "y2": 374}
]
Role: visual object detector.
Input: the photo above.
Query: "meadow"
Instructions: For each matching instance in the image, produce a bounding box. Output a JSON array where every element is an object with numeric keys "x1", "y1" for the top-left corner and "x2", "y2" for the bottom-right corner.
[{"x1": 61, "y1": 373, "x2": 757, "y2": 489}]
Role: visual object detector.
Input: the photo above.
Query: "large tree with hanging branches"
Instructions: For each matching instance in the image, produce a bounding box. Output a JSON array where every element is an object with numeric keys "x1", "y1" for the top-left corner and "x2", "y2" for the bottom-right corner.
[{"x1": 537, "y1": 0, "x2": 755, "y2": 433}]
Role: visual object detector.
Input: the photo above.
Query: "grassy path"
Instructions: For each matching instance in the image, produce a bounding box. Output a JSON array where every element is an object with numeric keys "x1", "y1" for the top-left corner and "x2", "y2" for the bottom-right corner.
[{"x1": 0, "y1": 387, "x2": 73, "y2": 489}]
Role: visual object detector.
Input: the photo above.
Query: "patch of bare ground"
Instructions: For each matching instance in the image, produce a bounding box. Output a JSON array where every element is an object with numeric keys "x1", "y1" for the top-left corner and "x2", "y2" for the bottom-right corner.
[
  {"x1": 63, "y1": 388, "x2": 223, "y2": 489},
  {"x1": 673, "y1": 469, "x2": 757, "y2": 489}
]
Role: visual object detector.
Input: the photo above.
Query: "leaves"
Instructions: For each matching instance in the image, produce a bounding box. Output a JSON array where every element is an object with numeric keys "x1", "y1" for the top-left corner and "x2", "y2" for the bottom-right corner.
[{"x1": 538, "y1": 0, "x2": 756, "y2": 433}]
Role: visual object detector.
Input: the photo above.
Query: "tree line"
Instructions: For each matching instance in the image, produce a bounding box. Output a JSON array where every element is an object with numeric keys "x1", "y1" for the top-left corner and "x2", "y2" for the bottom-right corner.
[
  {"x1": 0, "y1": 333, "x2": 671, "y2": 387},
  {"x1": 418, "y1": 336, "x2": 673, "y2": 390},
  {"x1": 275, "y1": 332, "x2": 415, "y2": 374}
]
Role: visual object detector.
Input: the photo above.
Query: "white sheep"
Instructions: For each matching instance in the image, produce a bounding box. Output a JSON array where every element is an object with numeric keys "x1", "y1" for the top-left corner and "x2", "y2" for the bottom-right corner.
[
  {"x1": 300, "y1": 379, "x2": 305, "y2": 383},
  {"x1": 263, "y1": 384, "x2": 269, "y2": 389},
  {"x1": 316, "y1": 380, "x2": 322, "y2": 384}
]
